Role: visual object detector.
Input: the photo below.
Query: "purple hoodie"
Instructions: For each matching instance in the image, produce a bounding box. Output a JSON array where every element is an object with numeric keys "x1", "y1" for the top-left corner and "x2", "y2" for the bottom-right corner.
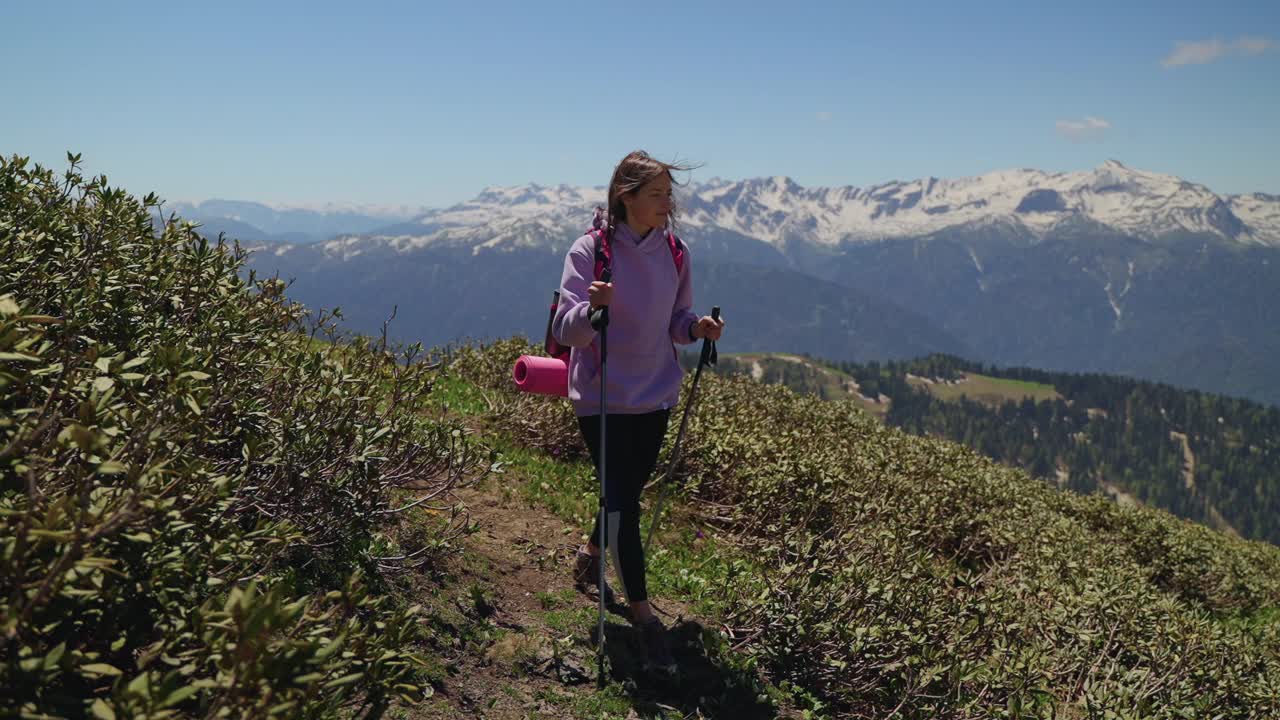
[{"x1": 552, "y1": 223, "x2": 700, "y2": 417}]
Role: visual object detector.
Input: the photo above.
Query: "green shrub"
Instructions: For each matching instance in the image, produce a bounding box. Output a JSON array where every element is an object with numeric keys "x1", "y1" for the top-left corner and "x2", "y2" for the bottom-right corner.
[
  {"x1": 0, "y1": 154, "x2": 485, "y2": 717},
  {"x1": 460, "y1": 338, "x2": 1280, "y2": 718}
]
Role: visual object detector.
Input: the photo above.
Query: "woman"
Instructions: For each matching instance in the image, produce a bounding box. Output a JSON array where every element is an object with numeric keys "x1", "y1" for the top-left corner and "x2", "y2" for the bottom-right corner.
[{"x1": 551, "y1": 150, "x2": 725, "y2": 671}]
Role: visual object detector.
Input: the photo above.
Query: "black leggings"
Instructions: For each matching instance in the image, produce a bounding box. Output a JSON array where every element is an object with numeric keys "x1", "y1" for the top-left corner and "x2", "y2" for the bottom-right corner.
[{"x1": 578, "y1": 409, "x2": 671, "y2": 604}]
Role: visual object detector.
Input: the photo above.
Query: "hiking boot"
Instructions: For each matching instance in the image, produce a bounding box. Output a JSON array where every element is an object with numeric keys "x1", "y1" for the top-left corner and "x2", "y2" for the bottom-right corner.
[
  {"x1": 637, "y1": 617, "x2": 677, "y2": 674},
  {"x1": 573, "y1": 547, "x2": 616, "y2": 604}
]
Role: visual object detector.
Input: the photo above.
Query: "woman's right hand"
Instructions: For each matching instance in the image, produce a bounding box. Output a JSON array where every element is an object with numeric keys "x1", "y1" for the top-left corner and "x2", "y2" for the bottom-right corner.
[{"x1": 588, "y1": 281, "x2": 613, "y2": 310}]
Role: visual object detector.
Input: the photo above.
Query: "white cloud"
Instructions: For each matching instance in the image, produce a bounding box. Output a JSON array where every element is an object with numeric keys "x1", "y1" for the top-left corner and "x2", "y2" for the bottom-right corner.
[
  {"x1": 1162, "y1": 38, "x2": 1228, "y2": 67},
  {"x1": 1162, "y1": 35, "x2": 1275, "y2": 67},
  {"x1": 1236, "y1": 36, "x2": 1275, "y2": 55},
  {"x1": 1056, "y1": 116, "x2": 1111, "y2": 142},
  {"x1": 816, "y1": 111, "x2": 833, "y2": 122}
]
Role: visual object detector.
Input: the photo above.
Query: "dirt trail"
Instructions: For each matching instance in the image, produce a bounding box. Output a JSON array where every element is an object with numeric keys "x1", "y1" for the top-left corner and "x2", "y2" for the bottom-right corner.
[
  {"x1": 1169, "y1": 431, "x2": 1196, "y2": 492},
  {"x1": 409, "y1": 480, "x2": 787, "y2": 719},
  {"x1": 1169, "y1": 430, "x2": 1240, "y2": 538}
]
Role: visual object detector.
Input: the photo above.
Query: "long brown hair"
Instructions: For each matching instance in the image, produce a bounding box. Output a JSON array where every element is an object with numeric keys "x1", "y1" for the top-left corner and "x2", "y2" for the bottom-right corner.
[{"x1": 606, "y1": 151, "x2": 700, "y2": 234}]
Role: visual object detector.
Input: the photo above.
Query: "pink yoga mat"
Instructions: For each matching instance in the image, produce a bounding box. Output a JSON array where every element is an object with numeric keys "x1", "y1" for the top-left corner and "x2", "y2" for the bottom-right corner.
[{"x1": 512, "y1": 355, "x2": 568, "y2": 397}]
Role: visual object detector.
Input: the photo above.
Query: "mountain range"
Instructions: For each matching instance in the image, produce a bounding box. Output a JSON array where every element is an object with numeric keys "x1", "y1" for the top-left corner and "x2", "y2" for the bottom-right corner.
[
  {"x1": 167, "y1": 199, "x2": 428, "y2": 244},
  {"x1": 345, "y1": 159, "x2": 1278, "y2": 248},
  {"x1": 218, "y1": 161, "x2": 1280, "y2": 406}
]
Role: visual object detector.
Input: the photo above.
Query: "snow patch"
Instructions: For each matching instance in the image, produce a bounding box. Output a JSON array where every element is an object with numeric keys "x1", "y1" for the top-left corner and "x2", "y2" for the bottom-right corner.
[{"x1": 967, "y1": 246, "x2": 985, "y2": 274}]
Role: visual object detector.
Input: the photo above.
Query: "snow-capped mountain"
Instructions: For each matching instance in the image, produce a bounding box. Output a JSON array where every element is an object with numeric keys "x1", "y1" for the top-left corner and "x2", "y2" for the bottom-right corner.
[
  {"x1": 1228, "y1": 192, "x2": 1280, "y2": 240},
  {"x1": 285, "y1": 160, "x2": 1279, "y2": 256},
  {"x1": 682, "y1": 160, "x2": 1277, "y2": 246},
  {"x1": 252, "y1": 159, "x2": 1280, "y2": 271},
  {"x1": 341, "y1": 183, "x2": 605, "y2": 254}
]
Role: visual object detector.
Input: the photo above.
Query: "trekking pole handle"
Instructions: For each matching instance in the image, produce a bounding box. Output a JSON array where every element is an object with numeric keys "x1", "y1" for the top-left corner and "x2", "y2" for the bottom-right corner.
[
  {"x1": 590, "y1": 269, "x2": 613, "y2": 330},
  {"x1": 699, "y1": 306, "x2": 720, "y2": 365}
]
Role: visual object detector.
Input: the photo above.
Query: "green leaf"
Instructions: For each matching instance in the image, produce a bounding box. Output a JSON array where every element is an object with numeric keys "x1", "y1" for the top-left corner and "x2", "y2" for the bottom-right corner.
[
  {"x1": 323, "y1": 672, "x2": 363, "y2": 688},
  {"x1": 43, "y1": 641, "x2": 67, "y2": 670},
  {"x1": 98, "y1": 461, "x2": 127, "y2": 475},
  {"x1": 28, "y1": 529, "x2": 73, "y2": 541},
  {"x1": 161, "y1": 684, "x2": 200, "y2": 708},
  {"x1": 0, "y1": 351, "x2": 38, "y2": 362},
  {"x1": 122, "y1": 532, "x2": 153, "y2": 543},
  {"x1": 126, "y1": 672, "x2": 150, "y2": 694},
  {"x1": 91, "y1": 699, "x2": 117, "y2": 720},
  {"x1": 81, "y1": 663, "x2": 124, "y2": 677},
  {"x1": 179, "y1": 371, "x2": 211, "y2": 381},
  {"x1": 93, "y1": 376, "x2": 115, "y2": 393}
]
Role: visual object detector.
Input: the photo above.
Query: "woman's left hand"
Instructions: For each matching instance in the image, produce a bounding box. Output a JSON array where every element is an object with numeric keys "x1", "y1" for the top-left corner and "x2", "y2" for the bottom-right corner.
[{"x1": 692, "y1": 314, "x2": 725, "y2": 342}]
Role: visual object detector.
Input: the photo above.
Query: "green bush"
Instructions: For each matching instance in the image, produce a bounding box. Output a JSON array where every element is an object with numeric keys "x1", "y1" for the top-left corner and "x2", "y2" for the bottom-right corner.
[
  {"x1": 0, "y1": 154, "x2": 485, "y2": 717},
  {"x1": 442, "y1": 337, "x2": 586, "y2": 461},
  {"x1": 460, "y1": 338, "x2": 1280, "y2": 718}
]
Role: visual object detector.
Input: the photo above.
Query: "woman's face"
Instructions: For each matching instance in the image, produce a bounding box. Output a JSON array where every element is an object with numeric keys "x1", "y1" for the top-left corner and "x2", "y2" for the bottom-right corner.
[{"x1": 621, "y1": 173, "x2": 673, "y2": 232}]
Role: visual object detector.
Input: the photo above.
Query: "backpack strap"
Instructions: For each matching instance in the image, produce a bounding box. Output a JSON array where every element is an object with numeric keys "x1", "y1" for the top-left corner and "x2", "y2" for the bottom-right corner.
[
  {"x1": 666, "y1": 230, "x2": 684, "y2": 275},
  {"x1": 589, "y1": 228, "x2": 612, "y2": 281},
  {"x1": 588, "y1": 207, "x2": 612, "y2": 281},
  {"x1": 583, "y1": 225, "x2": 610, "y2": 373}
]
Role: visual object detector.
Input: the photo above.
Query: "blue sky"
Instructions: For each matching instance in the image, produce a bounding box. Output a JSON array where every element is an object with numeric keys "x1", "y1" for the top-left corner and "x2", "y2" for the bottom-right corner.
[{"x1": 3, "y1": 0, "x2": 1278, "y2": 207}]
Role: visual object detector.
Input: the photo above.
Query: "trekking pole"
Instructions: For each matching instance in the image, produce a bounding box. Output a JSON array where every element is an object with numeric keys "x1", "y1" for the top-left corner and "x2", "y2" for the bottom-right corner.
[
  {"x1": 646, "y1": 306, "x2": 719, "y2": 551},
  {"x1": 589, "y1": 272, "x2": 612, "y2": 689}
]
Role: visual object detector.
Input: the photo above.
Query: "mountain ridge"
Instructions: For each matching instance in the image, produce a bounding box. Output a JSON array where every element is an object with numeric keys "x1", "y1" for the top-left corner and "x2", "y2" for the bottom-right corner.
[
  {"x1": 357, "y1": 160, "x2": 1280, "y2": 251},
  {"x1": 201, "y1": 160, "x2": 1280, "y2": 253},
  {"x1": 166, "y1": 198, "x2": 428, "y2": 242}
]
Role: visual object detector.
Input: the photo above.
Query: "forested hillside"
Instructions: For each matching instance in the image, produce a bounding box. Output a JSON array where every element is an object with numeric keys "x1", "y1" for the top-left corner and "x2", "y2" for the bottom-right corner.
[{"x1": 712, "y1": 352, "x2": 1280, "y2": 545}]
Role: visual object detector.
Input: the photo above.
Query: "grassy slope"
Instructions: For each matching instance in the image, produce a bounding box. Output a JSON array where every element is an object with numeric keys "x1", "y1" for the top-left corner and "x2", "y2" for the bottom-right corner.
[
  {"x1": 722, "y1": 352, "x2": 1061, "y2": 409},
  {"x1": 409, "y1": 374, "x2": 809, "y2": 718},
  {"x1": 417, "y1": 344, "x2": 1280, "y2": 718},
  {"x1": 907, "y1": 371, "x2": 1061, "y2": 406},
  {"x1": 718, "y1": 352, "x2": 886, "y2": 415}
]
